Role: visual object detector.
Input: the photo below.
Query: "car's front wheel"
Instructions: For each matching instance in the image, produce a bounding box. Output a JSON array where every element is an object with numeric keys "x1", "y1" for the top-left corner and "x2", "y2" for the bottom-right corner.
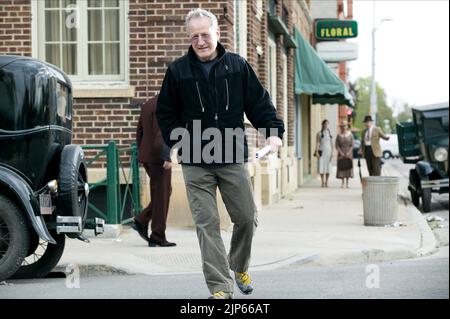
[
  {"x1": 11, "y1": 229, "x2": 65, "y2": 279},
  {"x1": 410, "y1": 189, "x2": 420, "y2": 207},
  {"x1": 0, "y1": 195, "x2": 30, "y2": 281},
  {"x1": 421, "y1": 177, "x2": 432, "y2": 213},
  {"x1": 383, "y1": 151, "x2": 392, "y2": 159},
  {"x1": 409, "y1": 169, "x2": 421, "y2": 207}
]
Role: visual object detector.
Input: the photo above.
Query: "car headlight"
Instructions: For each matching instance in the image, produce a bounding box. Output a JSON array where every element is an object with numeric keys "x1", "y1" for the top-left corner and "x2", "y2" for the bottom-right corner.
[
  {"x1": 47, "y1": 180, "x2": 58, "y2": 193},
  {"x1": 434, "y1": 147, "x2": 448, "y2": 162}
]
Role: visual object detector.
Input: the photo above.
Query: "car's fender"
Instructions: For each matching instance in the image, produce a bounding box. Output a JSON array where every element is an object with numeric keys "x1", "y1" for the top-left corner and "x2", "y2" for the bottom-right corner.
[
  {"x1": 415, "y1": 161, "x2": 434, "y2": 178},
  {"x1": 0, "y1": 165, "x2": 56, "y2": 244}
]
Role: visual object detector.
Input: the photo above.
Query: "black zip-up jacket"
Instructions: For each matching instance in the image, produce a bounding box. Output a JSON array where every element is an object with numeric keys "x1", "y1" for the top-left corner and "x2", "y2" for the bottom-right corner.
[{"x1": 156, "y1": 42, "x2": 285, "y2": 166}]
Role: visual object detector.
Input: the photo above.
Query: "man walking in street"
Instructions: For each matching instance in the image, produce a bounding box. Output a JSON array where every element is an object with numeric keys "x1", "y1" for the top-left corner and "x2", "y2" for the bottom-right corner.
[
  {"x1": 134, "y1": 94, "x2": 176, "y2": 247},
  {"x1": 359, "y1": 115, "x2": 390, "y2": 176},
  {"x1": 156, "y1": 8, "x2": 284, "y2": 299}
]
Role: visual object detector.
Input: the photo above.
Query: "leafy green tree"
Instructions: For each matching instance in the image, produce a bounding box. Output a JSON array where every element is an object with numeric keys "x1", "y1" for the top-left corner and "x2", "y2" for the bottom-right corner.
[{"x1": 352, "y1": 77, "x2": 396, "y2": 134}]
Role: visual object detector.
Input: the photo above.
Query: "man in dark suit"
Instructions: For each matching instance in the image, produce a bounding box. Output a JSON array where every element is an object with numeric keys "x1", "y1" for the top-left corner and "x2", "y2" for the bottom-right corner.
[{"x1": 134, "y1": 94, "x2": 176, "y2": 247}]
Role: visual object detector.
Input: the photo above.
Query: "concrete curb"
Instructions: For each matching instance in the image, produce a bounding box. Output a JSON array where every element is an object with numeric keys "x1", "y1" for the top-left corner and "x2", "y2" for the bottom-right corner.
[
  {"x1": 52, "y1": 253, "x2": 321, "y2": 277},
  {"x1": 385, "y1": 160, "x2": 439, "y2": 256},
  {"x1": 405, "y1": 203, "x2": 439, "y2": 257},
  {"x1": 53, "y1": 264, "x2": 131, "y2": 277},
  {"x1": 51, "y1": 198, "x2": 438, "y2": 277},
  {"x1": 250, "y1": 253, "x2": 320, "y2": 271},
  {"x1": 311, "y1": 249, "x2": 416, "y2": 266},
  {"x1": 310, "y1": 200, "x2": 438, "y2": 267},
  {"x1": 385, "y1": 161, "x2": 438, "y2": 256}
]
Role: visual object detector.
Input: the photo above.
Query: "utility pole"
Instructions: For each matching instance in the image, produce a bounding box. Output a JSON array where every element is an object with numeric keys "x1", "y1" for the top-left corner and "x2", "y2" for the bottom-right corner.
[
  {"x1": 369, "y1": 1, "x2": 393, "y2": 125},
  {"x1": 369, "y1": 1, "x2": 377, "y2": 124}
]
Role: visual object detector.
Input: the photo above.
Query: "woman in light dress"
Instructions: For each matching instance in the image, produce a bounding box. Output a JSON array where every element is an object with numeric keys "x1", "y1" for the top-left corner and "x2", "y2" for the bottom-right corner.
[
  {"x1": 335, "y1": 120, "x2": 354, "y2": 188},
  {"x1": 315, "y1": 119, "x2": 333, "y2": 187}
]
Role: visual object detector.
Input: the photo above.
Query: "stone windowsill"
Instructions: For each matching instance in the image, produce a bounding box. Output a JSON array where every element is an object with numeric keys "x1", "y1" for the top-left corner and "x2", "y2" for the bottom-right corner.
[{"x1": 73, "y1": 84, "x2": 135, "y2": 99}]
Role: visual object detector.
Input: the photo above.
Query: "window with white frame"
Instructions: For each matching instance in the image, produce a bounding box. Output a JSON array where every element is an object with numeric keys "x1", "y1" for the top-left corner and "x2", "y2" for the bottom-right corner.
[
  {"x1": 268, "y1": 35, "x2": 277, "y2": 109},
  {"x1": 256, "y1": 0, "x2": 263, "y2": 21},
  {"x1": 35, "y1": 0, "x2": 127, "y2": 83},
  {"x1": 233, "y1": 0, "x2": 247, "y2": 59}
]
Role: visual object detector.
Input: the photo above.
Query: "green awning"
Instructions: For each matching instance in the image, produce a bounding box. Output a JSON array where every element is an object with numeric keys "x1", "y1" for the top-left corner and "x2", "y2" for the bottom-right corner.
[{"x1": 294, "y1": 28, "x2": 354, "y2": 107}]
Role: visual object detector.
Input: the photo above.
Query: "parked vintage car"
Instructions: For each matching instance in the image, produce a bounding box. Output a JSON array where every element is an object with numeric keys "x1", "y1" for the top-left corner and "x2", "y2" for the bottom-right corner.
[
  {"x1": 397, "y1": 102, "x2": 449, "y2": 212},
  {"x1": 0, "y1": 55, "x2": 104, "y2": 281}
]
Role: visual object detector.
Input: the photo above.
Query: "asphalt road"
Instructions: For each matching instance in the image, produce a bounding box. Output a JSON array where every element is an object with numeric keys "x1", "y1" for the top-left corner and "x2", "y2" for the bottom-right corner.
[
  {"x1": 1, "y1": 247, "x2": 448, "y2": 299},
  {"x1": 1, "y1": 158, "x2": 447, "y2": 300}
]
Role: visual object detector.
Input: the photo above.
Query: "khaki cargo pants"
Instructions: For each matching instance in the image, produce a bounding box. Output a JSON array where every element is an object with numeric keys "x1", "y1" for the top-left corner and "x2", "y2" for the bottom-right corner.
[{"x1": 182, "y1": 163, "x2": 257, "y2": 294}]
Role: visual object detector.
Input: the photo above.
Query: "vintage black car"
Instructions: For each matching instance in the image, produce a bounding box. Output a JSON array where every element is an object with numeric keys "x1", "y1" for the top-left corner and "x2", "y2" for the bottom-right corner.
[
  {"x1": 0, "y1": 55, "x2": 104, "y2": 281},
  {"x1": 397, "y1": 102, "x2": 449, "y2": 212}
]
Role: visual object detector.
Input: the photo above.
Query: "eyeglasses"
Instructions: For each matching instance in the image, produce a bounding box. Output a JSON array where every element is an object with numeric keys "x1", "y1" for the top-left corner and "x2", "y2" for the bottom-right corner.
[{"x1": 189, "y1": 33, "x2": 212, "y2": 44}]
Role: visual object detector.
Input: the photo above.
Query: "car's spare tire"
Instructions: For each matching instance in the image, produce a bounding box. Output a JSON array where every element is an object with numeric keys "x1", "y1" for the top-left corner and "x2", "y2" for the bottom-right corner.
[
  {"x1": 57, "y1": 145, "x2": 88, "y2": 224},
  {"x1": 0, "y1": 195, "x2": 30, "y2": 281}
]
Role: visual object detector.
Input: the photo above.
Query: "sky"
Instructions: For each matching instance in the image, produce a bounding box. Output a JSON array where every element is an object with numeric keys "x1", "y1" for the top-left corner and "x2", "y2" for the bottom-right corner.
[{"x1": 347, "y1": 0, "x2": 449, "y2": 115}]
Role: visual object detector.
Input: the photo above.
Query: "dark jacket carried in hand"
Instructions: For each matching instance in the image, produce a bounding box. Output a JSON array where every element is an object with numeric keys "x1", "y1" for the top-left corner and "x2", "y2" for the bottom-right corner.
[
  {"x1": 136, "y1": 95, "x2": 171, "y2": 165},
  {"x1": 156, "y1": 42, "x2": 284, "y2": 166}
]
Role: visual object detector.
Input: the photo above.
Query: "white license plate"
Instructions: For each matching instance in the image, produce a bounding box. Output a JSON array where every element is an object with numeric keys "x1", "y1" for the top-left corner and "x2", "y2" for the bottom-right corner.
[{"x1": 39, "y1": 194, "x2": 53, "y2": 215}]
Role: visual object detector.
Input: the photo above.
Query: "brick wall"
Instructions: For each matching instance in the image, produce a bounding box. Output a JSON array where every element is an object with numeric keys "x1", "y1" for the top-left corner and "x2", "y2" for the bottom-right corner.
[
  {"x1": 71, "y1": 98, "x2": 139, "y2": 168},
  {"x1": 246, "y1": 0, "x2": 304, "y2": 152},
  {"x1": 73, "y1": 0, "x2": 235, "y2": 166},
  {"x1": 246, "y1": 0, "x2": 266, "y2": 155},
  {"x1": 0, "y1": 0, "x2": 313, "y2": 166},
  {"x1": 73, "y1": 0, "x2": 310, "y2": 163},
  {"x1": 285, "y1": 0, "x2": 295, "y2": 148},
  {"x1": 0, "y1": 0, "x2": 31, "y2": 56},
  {"x1": 145, "y1": 0, "x2": 234, "y2": 98},
  {"x1": 290, "y1": 0, "x2": 313, "y2": 149},
  {"x1": 272, "y1": 0, "x2": 296, "y2": 148}
]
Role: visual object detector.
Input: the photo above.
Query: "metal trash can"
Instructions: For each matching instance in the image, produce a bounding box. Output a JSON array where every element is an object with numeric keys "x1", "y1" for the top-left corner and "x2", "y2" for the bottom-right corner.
[{"x1": 362, "y1": 176, "x2": 400, "y2": 226}]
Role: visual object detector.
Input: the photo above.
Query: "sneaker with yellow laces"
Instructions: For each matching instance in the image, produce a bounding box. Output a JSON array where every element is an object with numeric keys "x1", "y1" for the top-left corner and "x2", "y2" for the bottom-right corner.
[
  {"x1": 234, "y1": 271, "x2": 254, "y2": 295},
  {"x1": 208, "y1": 291, "x2": 234, "y2": 299}
]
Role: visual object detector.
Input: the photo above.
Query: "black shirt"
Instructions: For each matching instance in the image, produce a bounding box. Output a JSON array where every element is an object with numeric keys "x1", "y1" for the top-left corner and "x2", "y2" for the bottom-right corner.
[{"x1": 197, "y1": 56, "x2": 218, "y2": 79}]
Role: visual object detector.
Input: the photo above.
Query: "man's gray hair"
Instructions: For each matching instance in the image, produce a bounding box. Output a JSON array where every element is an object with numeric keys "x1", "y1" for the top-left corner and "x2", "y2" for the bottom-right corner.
[{"x1": 185, "y1": 8, "x2": 218, "y2": 33}]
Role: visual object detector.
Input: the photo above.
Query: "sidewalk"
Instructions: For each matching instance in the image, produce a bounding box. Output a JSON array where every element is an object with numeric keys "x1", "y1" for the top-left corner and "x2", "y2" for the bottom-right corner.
[{"x1": 57, "y1": 160, "x2": 437, "y2": 276}]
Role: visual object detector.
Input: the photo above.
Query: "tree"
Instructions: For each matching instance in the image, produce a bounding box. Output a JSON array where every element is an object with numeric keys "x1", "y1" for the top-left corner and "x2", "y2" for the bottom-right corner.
[
  {"x1": 352, "y1": 77, "x2": 396, "y2": 135},
  {"x1": 396, "y1": 103, "x2": 413, "y2": 123}
]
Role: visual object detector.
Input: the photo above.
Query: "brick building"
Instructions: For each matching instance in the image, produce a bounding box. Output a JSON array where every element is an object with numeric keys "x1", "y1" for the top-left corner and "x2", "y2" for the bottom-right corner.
[
  {"x1": 0, "y1": 0, "x2": 352, "y2": 228},
  {"x1": 310, "y1": 0, "x2": 356, "y2": 140}
]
